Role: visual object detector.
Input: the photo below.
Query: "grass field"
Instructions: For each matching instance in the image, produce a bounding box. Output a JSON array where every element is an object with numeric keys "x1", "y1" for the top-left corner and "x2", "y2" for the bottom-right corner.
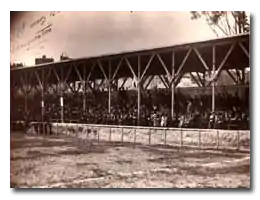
[{"x1": 10, "y1": 128, "x2": 250, "y2": 188}]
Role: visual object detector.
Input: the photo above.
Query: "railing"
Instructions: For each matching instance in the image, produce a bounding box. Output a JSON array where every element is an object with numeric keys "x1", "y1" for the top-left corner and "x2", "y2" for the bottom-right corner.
[{"x1": 17, "y1": 121, "x2": 250, "y2": 152}]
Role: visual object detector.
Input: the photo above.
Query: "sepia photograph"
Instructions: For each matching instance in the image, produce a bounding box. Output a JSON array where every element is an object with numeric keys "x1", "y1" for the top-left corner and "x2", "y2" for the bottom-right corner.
[{"x1": 10, "y1": 11, "x2": 250, "y2": 188}]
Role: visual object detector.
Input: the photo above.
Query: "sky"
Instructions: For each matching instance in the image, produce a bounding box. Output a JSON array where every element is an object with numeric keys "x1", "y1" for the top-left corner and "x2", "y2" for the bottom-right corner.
[{"x1": 10, "y1": 11, "x2": 220, "y2": 66}]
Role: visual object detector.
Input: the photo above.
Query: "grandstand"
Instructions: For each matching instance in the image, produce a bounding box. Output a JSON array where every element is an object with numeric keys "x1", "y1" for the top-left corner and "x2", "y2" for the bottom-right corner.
[{"x1": 10, "y1": 33, "x2": 250, "y2": 131}]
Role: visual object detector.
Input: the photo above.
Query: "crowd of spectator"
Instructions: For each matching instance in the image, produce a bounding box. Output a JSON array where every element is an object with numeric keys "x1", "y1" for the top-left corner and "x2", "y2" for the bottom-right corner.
[{"x1": 11, "y1": 85, "x2": 249, "y2": 130}]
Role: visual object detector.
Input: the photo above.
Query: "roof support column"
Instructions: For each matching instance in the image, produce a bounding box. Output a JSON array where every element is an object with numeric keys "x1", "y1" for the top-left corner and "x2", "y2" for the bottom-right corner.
[
  {"x1": 24, "y1": 72, "x2": 28, "y2": 123},
  {"x1": 34, "y1": 70, "x2": 44, "y2": 124},
  {"x1": 20, "y1": 72, "x2": 28, "y2": 124},
  {"x1": 202, "y1": 72, "x2": 206, "y2": 87},
  {"x1": 60, "y1": 67, "x2": 64, "y2": 123},
  {"x1": 137, "y1": 56, "x2": 141, "y2": 126},
  {"x1": 212, "y1": 45, "x2": 216, "y2": 113},
  {"x1": 41, "y1": 68, "x2": 46, "y2": 134},
  {"x1": 207, "y1": 43, "x2": 235, "y2": 86},
  {"x1": 83, "y1": 65, "x2": 86, "y2": 111},
  {"x1": 171, "y1": 52, "x2": 175, "y2": 120},
  {"x1": 98, "y1": 60, "x2": 111, "y2": 113},
  {"x1": 108, "y1": 60, "x2": 112, "y2": 114},
  {"x1": 242, "y1": 68, "x2": 246, "y2": 84}
]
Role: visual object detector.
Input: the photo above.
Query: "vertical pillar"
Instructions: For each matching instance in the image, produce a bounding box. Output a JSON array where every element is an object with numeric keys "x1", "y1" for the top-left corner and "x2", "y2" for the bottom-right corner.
[
  {"x1": 24, "y1": 90, "x2": 28, "y2": 118},
  {"x1": 242, "y1": 69, "x2": 245, "y2": 84},
  {"x1": 108, "y1": 60, "x2": 111, "y2": 113},
  {"x1": 83, "y1": 81, "x2": 86, "y2": 111},
  {"x1": 171, "y1": 52, "x2": 175, "y2": 120},
  {"x1": 137, "y1": 56, "x2": 141, "y2": 126},
  {"x1": 41, "y1": 68, "x2": 45, "y2": 127},
  {"x1": 203, "y1": 71, "x2": 206, "y2": 87},
  {"x1": 115, "y1": 79, "x2": 118, "y2": 89},
  {"x1": 60, "y1": 67, "x2": 64, "y2": 123},
  {"x1": 212, "y1": 46, "x2": 216, "y2": 113},
  {"x1": 83, "y1": 65, "x2": 86, "y2": 111},
  {"x1": 24, "y1": 72, "x2": 28, "y2": 117},
  {"x1": 23, "y1": 72, "x2": 29, "y2": 133}
]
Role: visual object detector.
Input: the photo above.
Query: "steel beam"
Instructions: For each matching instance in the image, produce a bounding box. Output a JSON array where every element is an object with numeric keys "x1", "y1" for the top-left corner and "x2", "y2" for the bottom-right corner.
[
  {"x1": 190, "y1": 72, "x2": 202, "y2": 87},
  {"x1": 170, "y1": 48, "x2": 192, "y2": 85},
  {"x1": 174, "y1": 71, "x2": 185, "y2": 87},
  {"x1": 144, "y1": 75, "x2": 154, "y2": 89},
  {"x1": 64, "y1": 65, "x2": 73, "y2": 83},
  {"x1": 196, "y1": 72, "x2": 204, "y2": 87},
  {"x1": 45, "y1": 67, "x2": 52, "y2": 83},
  {"x1": 97, "y1": 79, "x2": 105, "y2": 88},
  {"x1": 156, "y1": 54, "x2": 171, "y2": 82},
  {"x1": 112, "y1": 58, "x2": 123, "y2": 81},
  {"x1": 158, "y1": 75, "x2": 169, "y2": 88},
  {"x1": 87, "y1": 62, "x2": 96, "y2": 82},
  {"x1": 52, "y1": 67, "x2": 61, "y2": 83},
  {"x1": 98, "y1": 60, "x2": 108, "y2": 81},
  {"x1": 208, "y1": 43, "x2": 235, "y2": 85},
  {"x1": 193, "y1": 47, "x2": 209, "y2": 71},
  {"x1": 235, "y1": 69, "x2": 242, "y2": 84},
  {"x1": 239, "y1": 41, "x2": 249, "y2": 58},
  {"x1": 34, "y1": 70, "x2": 43, "y2": 89},
  {"x1": 140, "y1": 54, "x2": 155, "y2": 81},
  {"x1": 74, "y1": 64, "x2": 83, "y2": 82},
  {"x1": 226, "y1": 69, "x2": 238, "y2": 84},
  {"x1": 119, "y1": 77, "x2": 128, "y2": 89},
  {"x1": 125, "y1": 57, "x2": 137, "y2": 81}
]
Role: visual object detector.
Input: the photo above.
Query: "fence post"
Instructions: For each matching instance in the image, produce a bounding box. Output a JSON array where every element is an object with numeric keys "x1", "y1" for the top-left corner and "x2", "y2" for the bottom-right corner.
[
  {"x1": 164, "y1": 129, "x2": 167, "y2": 145},
  {"x1": 109, "y1": 127, "x2": 112, "y2": 142},
  {"x1": 74, "y1": 123, "x2": 79, "y2": 137},
  {"x1": 37, "y1": 122, "x2": 40, "y2": 135},
  {"x1": 81, "y1": 125, "x2": 83, "y2": 139},
  {"x1": 180, "y1": 128, "x2": 183, "y2": 147},
  {"x1": 237, "y1": 130, "x2": 240, "y2": 150},
  {"x1": 149, "y1": 128, "x2": 151, "y2": 145},
  {"x1": 198, "y1": 129, "x2": 201, "y2": 148},
  {"x1": 43, "y1": 122, "x2": 45, "y2": 135},
  {"x1": 217, "y1": 130, "x2": 219, "y2": 149},
  {"x1": 97, "y1": 128, "x2": 100, "y2": 143},
  {"x1": 121, "y1": 127, "x2": 124, "y2": 146},
  {"x1": 87, "y1": 125, "x2": 89, "y2": 141},
  {"x1": 56, "y1": 123, "x2": 58, "y2": 136},
  {"x1": 134, "y1": 128, "x2": 137, "y2": 147}
]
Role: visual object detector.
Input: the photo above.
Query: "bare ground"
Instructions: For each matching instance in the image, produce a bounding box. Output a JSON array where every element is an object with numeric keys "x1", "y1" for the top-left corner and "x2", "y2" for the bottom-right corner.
[{"x1": 10, "y1": 132, "x2": 250, "y2": 188}]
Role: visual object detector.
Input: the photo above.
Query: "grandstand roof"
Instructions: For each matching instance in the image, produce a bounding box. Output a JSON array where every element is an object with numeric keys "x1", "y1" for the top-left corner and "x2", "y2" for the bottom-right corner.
[
  {"x1": 11, "y1": 33, "x2": 249, "y2": 71},
  {"x1": 11, "y1": 33, "x2": 250, "y2": 85}
]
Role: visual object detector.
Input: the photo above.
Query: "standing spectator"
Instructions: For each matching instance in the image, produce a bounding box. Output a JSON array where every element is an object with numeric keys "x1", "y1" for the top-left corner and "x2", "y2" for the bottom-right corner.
[
  {"x1": 160, "y1": 113, "x2": 168, "y2": 127},
  {"x1": 208, "y1": 112, "x2": 215, "y2": 129}
]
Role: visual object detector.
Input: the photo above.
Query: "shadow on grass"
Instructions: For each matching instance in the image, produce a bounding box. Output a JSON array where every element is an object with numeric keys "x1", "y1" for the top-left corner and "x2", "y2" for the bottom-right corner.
[
  {"x1": 11, "y1": 133, "x2": 249, "y2": 163},
  {"x1": 177, "y1": 162, "x2": 250, "y2": 176}
]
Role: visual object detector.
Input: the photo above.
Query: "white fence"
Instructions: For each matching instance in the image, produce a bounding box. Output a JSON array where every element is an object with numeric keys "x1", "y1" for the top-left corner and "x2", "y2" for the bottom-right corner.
[
  {"x1": 11, "y1": 121, "x2": 250, "y2": 151},
  {"x1": 32, "y1": 122, "x2": 250, "y2": 152}
]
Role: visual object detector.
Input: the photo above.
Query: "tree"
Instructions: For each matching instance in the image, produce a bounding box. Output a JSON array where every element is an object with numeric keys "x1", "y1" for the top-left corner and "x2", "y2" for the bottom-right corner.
[
  {"x1": 190, "y1": 11, "x2": 250, "y2": 85},
  {"x1": 190, "y1": 11, "x2": 250, "y2": 36}
]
